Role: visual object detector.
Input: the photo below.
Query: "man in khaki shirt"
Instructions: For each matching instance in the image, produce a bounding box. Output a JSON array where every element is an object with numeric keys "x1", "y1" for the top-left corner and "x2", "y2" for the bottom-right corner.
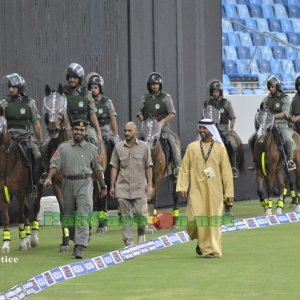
[{"x1": 110, "y1": 122, "x2": 153, "y2": 246}]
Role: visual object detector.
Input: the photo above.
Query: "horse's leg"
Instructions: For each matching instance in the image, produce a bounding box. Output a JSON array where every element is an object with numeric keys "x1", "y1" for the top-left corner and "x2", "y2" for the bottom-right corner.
[
  {"x1": 294, "y1": 167, "x2": 300, "y2": 212},
  {"x1": 0, "y1": 196, "x2": 10, "y2": 253},
  {"x1": 18, "y1": 191, "x2": 29, "y2": 251},
  {"x1": 256, "y1": 171, "x2": 267, "y2": 213},
  {"x1": 53, "y1": 181, "x2": 69, "y2": 252},
  {"x1": 275, "y1": 169, "x2": 286, "y2": 215},
  {"x1": 31, "y1": 182, "x2": 43, "y2": 247}
]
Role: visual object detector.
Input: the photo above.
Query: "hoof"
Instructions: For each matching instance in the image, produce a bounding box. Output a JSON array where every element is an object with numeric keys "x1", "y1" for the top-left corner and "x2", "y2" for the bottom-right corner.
[
  {"x1": 96, "y1": 226, "x2": 108, "y2": 233},
  {"x1": 31, "y1": 237, "x2": 39, "y2": 248},
  {"x1": 265, "y1": 208, "x2": 272, "y2": 216},
  {"x1": 1, "y1": 246, "x2": 10, "y2": 254},
  {"x1": 295, "y1": 205, "x2": 300, "y2": 212},
  {"x1": 19, "y1": 244, "x2": 28, "y2": 251},
  {"x1": 275, "y1": 207, "x2": 282, "y2": 215},
  {"x1": 60, "y1": 245, "x2": 70, "y2": 252},
  {"x1": 290, "y1": 203, "x2": 297, "y2": 209}
]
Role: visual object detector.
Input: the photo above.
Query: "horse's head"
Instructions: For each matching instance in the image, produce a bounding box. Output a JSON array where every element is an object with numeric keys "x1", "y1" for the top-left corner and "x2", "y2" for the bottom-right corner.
[
  {"x1": 255, "y1": 109, "x2": 274, "y2": 143},
  {"x1": 202, "y1": 104, "x2": 220, "y2": 124},
  {"x1": 140, "y1": 115, "x2": 161, "y2": 150},
  {"x1": 0, "y1": 108, "x2": 8, "y2": 145},
  {"x1": 44, "y1": 84, "x2": 67, "y2": 136}
]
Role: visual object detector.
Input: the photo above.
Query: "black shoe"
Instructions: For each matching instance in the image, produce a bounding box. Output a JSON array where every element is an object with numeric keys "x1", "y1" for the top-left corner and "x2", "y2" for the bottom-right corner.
[
  {"x1": 196, "y1": 245, "x2": 202, "y2": 256},
  {"x1": 73, "y1": 245, "x2": 86, "y2": 259},
  {"x1": 204, "y1": 253, "x2": 216, "y2": 258}
]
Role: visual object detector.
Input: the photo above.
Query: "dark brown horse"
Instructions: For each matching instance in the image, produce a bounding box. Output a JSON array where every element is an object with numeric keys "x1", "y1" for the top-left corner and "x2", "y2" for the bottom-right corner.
[
  {"x1": 140, "y1": 116, "x2": 179, "y2": 222},
  {"x1": 254, "y1": 109, "x2": 300, "y2": 215},
  {"x1": 202, "y1": 105, "x2": 245, "y2": 177},
  {"x1": 0, "y1": 108, "x2": 33, "y2": 253}
]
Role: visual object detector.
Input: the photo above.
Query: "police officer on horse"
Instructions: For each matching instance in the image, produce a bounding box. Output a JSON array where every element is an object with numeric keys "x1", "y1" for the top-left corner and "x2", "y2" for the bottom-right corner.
[
  {"x1": 63, "y1": 63, "x2": 103, "y2": 153},
  {"x1": 289, "y1": 76, "x2": 300, "y2": 134},
  {"x1": 248, "y1": 75, "x2": 296, "y2": 172},
  {"x1": 137, "y1": 72, "x2": 181, "y2": 177},
  {"x1": 86, "y1": 72, "x2": 120, "y2": 153},
  {"x1": 0, "y1": 73, "x2": 42, "y2": 187},
  {"x1": 206, "y1": 80, "x2": 239, "y2": 177}
]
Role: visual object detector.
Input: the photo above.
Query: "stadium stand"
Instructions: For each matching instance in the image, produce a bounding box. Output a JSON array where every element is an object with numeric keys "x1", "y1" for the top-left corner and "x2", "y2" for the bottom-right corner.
[{"x1": 222, "y1": 0, "x2": 300, "y2": 94}]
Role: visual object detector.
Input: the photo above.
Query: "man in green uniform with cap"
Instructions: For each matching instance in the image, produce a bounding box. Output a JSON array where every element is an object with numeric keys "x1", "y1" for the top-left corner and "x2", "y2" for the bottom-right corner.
[
  {"x1": 137, "y1": 72, "x2": 181, "y2": 177},
  {"x1": 0, "y1": 73, "x2": 42, "y2": 187},
  {"x1": 44, "y1": 119, "x2": 107, "y2": 259}
]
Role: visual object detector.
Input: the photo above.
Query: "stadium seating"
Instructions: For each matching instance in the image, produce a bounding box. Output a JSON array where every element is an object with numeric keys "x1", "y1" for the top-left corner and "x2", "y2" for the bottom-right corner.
[
  {"x1": 288, "y1": 5, "x2": 300, "y2": 18},
  {"x1": 222, "y1": 0, "x2": 300, "y2": 94}
]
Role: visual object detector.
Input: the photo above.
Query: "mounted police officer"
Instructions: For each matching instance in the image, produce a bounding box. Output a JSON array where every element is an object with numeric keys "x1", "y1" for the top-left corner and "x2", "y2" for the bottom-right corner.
[
  {"x1": 289, "y1": 76, "x2": 300, "y2": 134},
  {"x1": 86, "y1": 72, "x2": 120, "y2": 153},
  {"x1": 206, "y1": 80, "x2": 239, "y2": 177},
  {"x1": 0, "y1": 73, "x2": 42, "y2": 187},
  {"x1": 248, "y1": 75, "x2": 296, "y2": 172},
  {"x1": 63, "y1": 63, "x2": 102, "y2": 153},
  {"x1": 137, "y1": 72, "x2": 181, "y2": 177}
]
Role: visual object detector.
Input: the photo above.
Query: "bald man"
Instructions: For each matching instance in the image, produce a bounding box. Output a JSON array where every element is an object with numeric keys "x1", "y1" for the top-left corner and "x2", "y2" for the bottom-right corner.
[{"x1": 110, "y1": 122, "x2": 153, "y2": 246}]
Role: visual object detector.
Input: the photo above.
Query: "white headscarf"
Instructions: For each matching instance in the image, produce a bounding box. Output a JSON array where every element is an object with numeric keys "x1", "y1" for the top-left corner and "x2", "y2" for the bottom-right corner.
[{"x1": 198, "y1": 118, "x2": 224, "y2": 146}]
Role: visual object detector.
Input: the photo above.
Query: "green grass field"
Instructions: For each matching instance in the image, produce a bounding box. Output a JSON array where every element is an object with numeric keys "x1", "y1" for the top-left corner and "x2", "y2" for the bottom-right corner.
[{"x1": 1, "y1": 200, "x2": 300, "y2": 300}]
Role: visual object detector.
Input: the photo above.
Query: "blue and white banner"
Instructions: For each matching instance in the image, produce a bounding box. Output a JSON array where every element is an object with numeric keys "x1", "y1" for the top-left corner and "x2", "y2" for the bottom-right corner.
[{"x1": 1, "y1": 212, "x2": 299, "y2": 299}]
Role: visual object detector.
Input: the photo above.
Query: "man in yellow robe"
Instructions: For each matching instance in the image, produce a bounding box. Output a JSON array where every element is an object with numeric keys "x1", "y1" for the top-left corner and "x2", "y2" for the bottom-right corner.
[{"x1": 176, "y1": 119, "x2": 234, "y2": 258}]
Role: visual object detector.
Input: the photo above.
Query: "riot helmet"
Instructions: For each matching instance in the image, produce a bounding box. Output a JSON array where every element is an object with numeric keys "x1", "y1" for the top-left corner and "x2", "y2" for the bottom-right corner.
[
  {"x1": 5, "y1": 73, "x2": 26, "y2": 96},
  {"x1": 66, "y1": 63, "x2": 85, "y2": 82},
  {"x1": 209, "y1": 80, "x2": 223, "y2": 96},
  {"x1": 147, "y1": 72, "x2": 163, "y2": 93},
  {"x1": 86, "y1": 72, "x2": 104, "y2": 93},
  {"x1": 266, "y1": 74, "x2": 281, "y2": 91},
  {"x1": 295, "y1": 76, "x2": 300, "y2": 91}
]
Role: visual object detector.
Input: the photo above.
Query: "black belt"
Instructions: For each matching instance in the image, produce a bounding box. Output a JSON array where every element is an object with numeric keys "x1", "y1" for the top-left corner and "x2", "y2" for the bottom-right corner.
[{"x1": 64, "y1": 174, "x2": 92, "y2": 180}]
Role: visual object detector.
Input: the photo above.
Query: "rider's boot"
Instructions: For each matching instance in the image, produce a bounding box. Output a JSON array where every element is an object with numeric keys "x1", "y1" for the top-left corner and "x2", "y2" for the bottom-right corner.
[
  {"x1": 33, "y1": 156, "x2": 42, "y2": 187},
  {"x1": 247, "y1": 134, "x2": 256, "y2": 171}
]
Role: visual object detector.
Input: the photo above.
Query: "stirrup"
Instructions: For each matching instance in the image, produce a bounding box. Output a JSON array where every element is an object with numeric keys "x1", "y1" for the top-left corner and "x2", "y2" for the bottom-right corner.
[
  {"x1": 287, "y1": 160, "x2": 296, "y2": 172},
  {"x1": 247, "y1": 162, "x2": 256, "y2": 171},
  {"x1": 232, "y1": 167, "x2": 238, "y2": 178}
]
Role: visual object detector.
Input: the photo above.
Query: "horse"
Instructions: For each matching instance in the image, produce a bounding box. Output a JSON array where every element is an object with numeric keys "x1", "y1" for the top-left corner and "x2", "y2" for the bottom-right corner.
[
  {"x1": 202, "y1": 104, "x2": 245, "y2": 177},
  {"x1": 0, "y1": 107, "x2": 34, "y2": 253},
  {"x1": 140, "y1": 116, "x2": 179, "y2": 223},
  {"x1": 253, "y1": 109, "x2": 300, "y2": 215}
]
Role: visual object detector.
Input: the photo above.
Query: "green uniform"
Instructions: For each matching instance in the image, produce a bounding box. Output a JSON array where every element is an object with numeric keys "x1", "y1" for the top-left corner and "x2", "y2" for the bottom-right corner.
[
  {"x1": 0, "y1": 95, "x2": 41, "y2": 183},
  {"x1": 94, "y1": 94, "x2": 120, "y2": 147},
  {"x1": 137, "y1": 91, "x2": 181, "y2": 172},
  {"x1": 261, "y1": 91, "x2": 294, "y2": 160},
  {"x1": 289, "y1": 92, "x2": 300, "y2": 132},
  {"x1": 63, "y1": 84, "x2": 101, "y2": 153},
  {"x1": 50, "y1": 139, "x2": 102, "y2": 247},
  {"x1": 207, "y1": 97, "x2": 238, "y2": 168}
]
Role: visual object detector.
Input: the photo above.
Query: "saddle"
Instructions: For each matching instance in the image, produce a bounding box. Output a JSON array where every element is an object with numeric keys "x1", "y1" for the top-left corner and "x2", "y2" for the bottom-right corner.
[{"x1": 13, "y1": 138, "x2": 32, "y2": 168}]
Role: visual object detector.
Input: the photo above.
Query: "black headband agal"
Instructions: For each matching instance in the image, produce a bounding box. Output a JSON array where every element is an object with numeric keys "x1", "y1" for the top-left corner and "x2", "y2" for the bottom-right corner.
[{"x1": 198, "y1": 120, "x2": 214, "y2": 125}]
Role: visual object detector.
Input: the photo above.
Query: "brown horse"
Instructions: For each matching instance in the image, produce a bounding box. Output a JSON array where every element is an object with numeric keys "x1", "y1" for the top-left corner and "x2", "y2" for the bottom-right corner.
[
  {"x1": 254, "y1": 109, "x2": 300, "y2": 215},
  {"x1": 202, "y1": 104, "x2": 245, "y2": 177},
  {"x1": 140, "y1": 116, "x2": 179, "y2": 221},
  {"x1": 0, "y1": 108, "x2": 33, "y2": 253}
]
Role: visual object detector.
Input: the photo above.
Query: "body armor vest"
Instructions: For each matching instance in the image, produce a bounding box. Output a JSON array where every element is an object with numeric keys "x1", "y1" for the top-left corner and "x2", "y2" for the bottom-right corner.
[
  {"x1": 65, "y1": 87, "x2": 89, "y2": 122},
  {"x1": 291, "y1": 93, "x2": 300, "y2": 115},
  {"x1": 143, "y1": 92, "x2": 168, "y2": 121},
  {"x1": 208, "y1": 98, "x2": 230, "y2": 125},
  {"x1": 95, "y1": 96, "x2": 110, "y2": 126},
  {"x1": 5, "y1": 96, "x2": 32, "y2": 129},
  {"x1": 265, "y1": 93, "x2": 286, "y2": 114}
]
